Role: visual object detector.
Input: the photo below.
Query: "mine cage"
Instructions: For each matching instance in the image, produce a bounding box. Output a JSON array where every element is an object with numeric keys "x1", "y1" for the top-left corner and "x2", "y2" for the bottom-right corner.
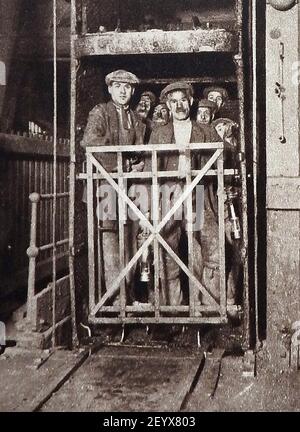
[{"x1": 70, "y1": 0, "x2": 260, "y2": 348}]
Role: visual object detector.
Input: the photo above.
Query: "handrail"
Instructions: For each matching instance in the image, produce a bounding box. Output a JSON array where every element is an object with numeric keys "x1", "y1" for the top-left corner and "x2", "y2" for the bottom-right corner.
[
  {"x1": 26, "y1": 192, "x2": 69, "y2": 328},
  {"x1": 85, "y1": 142, "x2": 224, "y2": 153}
]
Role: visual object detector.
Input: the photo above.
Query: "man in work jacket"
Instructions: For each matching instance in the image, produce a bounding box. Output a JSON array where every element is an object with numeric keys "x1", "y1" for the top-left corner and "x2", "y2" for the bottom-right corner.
[{"x1": 81, "y1": 69, "x2": 145, "y2": 305}]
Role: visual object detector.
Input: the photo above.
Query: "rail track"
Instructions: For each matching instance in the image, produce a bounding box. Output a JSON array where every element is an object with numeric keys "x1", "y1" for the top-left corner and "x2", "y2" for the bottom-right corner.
[{"x1": 17, "y1": 325, "x2": 241, "y2": 412}]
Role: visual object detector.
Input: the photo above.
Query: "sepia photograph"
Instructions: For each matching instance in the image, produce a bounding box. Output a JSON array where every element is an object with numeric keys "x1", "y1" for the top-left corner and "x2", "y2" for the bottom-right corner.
[{"x1": 0, "y1": 0, "x2": 299, "y2": 416}]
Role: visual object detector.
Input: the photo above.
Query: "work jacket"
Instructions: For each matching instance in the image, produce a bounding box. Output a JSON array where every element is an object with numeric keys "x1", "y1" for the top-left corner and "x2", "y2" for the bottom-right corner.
[
  {"x1": 81, "y1": 100, "x2": 146, "y2": 172},
  {"x1": 81, "y1": 101, "x2": 146, "y2": 229}
]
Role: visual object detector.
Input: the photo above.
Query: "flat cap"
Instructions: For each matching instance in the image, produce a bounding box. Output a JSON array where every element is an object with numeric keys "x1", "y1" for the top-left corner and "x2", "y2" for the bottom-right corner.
[
  {"x1": 160, "y1": 81, "x2": 194, "y2": 102},
  {"x1": 197, "y1": 99, "x2": 218, "y2": 111},
  {"x1": 203, "y1": 86, "x2": 229, "y2": 99},
  {"x1": 140, "y1": 91, "x2": 157, "y2": 104},
  {"x1": 212, "y1": 117, "x2": 238, "y2": 128},
  {"x1": 105, "y1": 70, "x2": 140, "y2": 86}
]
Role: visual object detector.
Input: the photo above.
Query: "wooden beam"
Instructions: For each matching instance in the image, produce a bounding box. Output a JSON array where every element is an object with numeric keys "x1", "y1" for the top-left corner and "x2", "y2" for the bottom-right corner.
[{"x1": 74, "y1": 29, "x2": 237, "y2": 57}]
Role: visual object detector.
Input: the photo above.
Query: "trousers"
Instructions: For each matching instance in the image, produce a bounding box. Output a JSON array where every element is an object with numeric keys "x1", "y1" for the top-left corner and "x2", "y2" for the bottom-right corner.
[
  {"x1": 101, "y1": 222, "x2": 139, "y2": 305},
  {"x1": 159, "y1": 181, "x2": 239, "y2": 307}
]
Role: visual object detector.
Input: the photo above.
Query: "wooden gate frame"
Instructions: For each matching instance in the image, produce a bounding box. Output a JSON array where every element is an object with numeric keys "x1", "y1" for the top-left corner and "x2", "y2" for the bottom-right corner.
[{"x1": 84, "y1": 141, "x2": 234, "y2": 325}]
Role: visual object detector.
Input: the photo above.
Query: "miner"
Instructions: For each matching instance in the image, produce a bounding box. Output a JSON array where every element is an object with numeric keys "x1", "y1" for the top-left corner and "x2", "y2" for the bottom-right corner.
[
  {"x1": 149, "y1": 82, "x2": 238, "y2": 308},
  {"x1": 152, "y1": 102, "x2": 170, "y2": 127},
  {"x1": 135, "y1": 90, "x2": 156, "y2": 121},
  {"x1": 203, "y1": 86, "x2": 230, "y2": 119},
  {"x1": 81, "y1": 69, "x2": 145, "y2": 304},
  {"x1": 196, "y1": 99, "x2": 220, "y2": 142},
  {"x1": 148, "y1": 81, "x2": 206, "y2": 306},
  {"x1": 135, "y1": 90, "x2": 157, "y2": 142}
]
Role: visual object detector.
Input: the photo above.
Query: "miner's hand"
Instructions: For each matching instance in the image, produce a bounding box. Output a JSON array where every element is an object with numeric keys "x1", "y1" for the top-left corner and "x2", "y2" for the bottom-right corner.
[
  {"x1": 139, "y1": 211, "x2": 151, "y2": 236},
  {"x1": 131, "y1": 160, "x2": 145, "y2": 172}
]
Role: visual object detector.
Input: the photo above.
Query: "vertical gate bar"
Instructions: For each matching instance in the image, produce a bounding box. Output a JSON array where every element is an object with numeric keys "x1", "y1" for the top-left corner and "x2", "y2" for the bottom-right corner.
[
  {"x1": 117, "y1": 151, "x2": 126, "y2": 318},
  {"x1": 60, "y1": 163, "x2": 64, "y2": 246},
  {"x1": 63, "y1": 161, "x2": 68, "y2": 251},
  {"x1": 69, "y1": 0, "x2": 79, "y2": 347},
  {"x1": 252, "y1": 0, "x2": 260, "y2": 348},
  {"x1": 47, "y1": 161, "x2": 51, "y2": 258},
  {"x1": 43, "y1": 161, "x2": 47, "y2": 249},
  {"x1": 34, "y1": 160, "x2": 39, "y2": 262},
  {"x1": 186, "y1": 147, "x2": 195, "y2": 317},
  {"x1": 43, "y1": 161, "x2": 48, "y2": 261},
  {"x1": 96, "y1": 178, "x2": 102, "y2": 303},
  {"x1": 39, "y1": 160, "x2": 44, "y2": 255},
  {"x1": 60, "y1": 161, "x2": 63, "y2": 243},
  {"x1": 152, "y1": 150, "x2": 160, "y2": 318},
  {"x1": 49, "y1": 160, "x2": 53, "y2": 262},
  {"x1": 235, "y1": 0, "x2": 250, "y2": 349},
  {"x1": 59, "y1": 162, "x2": 62, "y2": 244},
  {"x1": 217, "y1": 154, "x2": 226, "y2": 317},
  {"x1": 64, "y1": 163, "x2": 71, "y2": 250},
  {"x1": 28, "y1": 159, "x2": 33, "y2": 245},
  {"x1": 45, "y1": 161, "x2": 49, "y2": 253},
  {"x1": 87, "y1": 153, "x2": 96, "y2": 310}
]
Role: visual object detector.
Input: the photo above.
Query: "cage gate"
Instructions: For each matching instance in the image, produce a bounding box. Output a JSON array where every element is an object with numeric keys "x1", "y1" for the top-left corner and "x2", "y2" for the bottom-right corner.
[{"x1": 83, "y1": 141, "x2": 238, "y2": 326}]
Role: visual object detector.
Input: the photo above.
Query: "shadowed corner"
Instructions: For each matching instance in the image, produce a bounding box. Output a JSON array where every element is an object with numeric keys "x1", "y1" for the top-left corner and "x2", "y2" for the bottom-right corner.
[{"x1": 0, "y1": 321, "x2": 17, "y2": 354}]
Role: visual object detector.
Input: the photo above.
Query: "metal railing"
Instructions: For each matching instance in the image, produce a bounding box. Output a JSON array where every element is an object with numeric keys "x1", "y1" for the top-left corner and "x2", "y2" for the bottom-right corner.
[{"x1": 27, "y1": 191, "x2": 69, "y2": 330}]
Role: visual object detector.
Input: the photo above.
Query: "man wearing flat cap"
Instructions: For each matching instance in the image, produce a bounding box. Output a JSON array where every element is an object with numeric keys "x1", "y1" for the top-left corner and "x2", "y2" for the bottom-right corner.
[
  {"x1": 147, "y1": 81, "x2": 206, "y2": 307},
  {"x1": 81, "y1": 69, "x2": 145, "y2": 305},
  {"x1": 82, "y1": 70, "x2": 145, "y2": 166},
  {"x1": 196, "y1": 99, "x2": 219, "y2": 143},
  {"x1": 203, "y1": 86, "x2": 230, "y2": 119}
]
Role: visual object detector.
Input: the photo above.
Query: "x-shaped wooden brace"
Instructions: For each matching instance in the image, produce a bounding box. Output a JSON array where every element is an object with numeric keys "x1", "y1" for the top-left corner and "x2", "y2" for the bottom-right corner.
[{"x1": 89, "y1": 147, "x2": 223, "y2": 316}]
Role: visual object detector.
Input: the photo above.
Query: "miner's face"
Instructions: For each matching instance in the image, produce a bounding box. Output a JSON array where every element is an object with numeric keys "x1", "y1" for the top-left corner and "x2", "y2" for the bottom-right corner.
[
  {"x1": 215, "y1": 122, "x2": 227, "y2": 139},
  {"x1": 196, "y1": 107, "x2": 213, "y2": 125},
  {"x1": 153, "y1": 104, "x2": 169, "y2": 123},
  {"x1": 160, "y1": 106, "x2": 169, "y2": 122},
  {"x1": 136, "y1": 95, "x2": 152, "y2": 119},
  {"x1": 108, "y1": 81, "x2": 134, "y2": 106},
  {"x1": 207, "y1": 91, "x2": 224, "y2": 110},
  {"x1": 166, "y1": 90, "x2": 192, "y2": 121},
  {"x1": 140, "y1": 95, "x2": 153, "y2": 111}
]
